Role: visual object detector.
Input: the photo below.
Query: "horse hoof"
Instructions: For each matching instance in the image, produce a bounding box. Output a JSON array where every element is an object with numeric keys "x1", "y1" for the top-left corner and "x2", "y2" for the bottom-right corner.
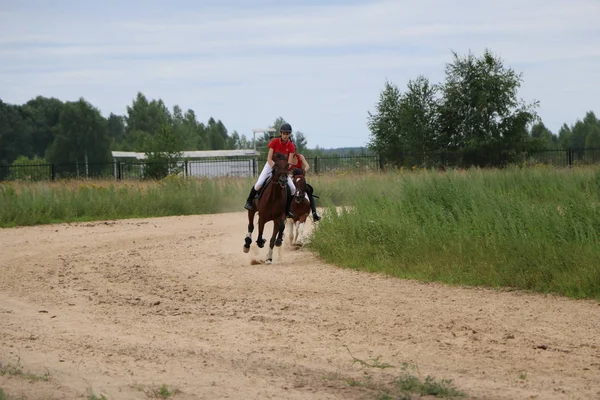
[
  {"x1": 265, "y1": 259, "x2": 272, "y2": 265},
  {"x1": 243, "y1": 245, "x2": 249, "y2": 253},
  {"x1": 275, "y1": 240, "x2": 282, "y2": 247},
  {"x1": 245, "y1": 237, "x2": 252, "y2": 246},
  {"x1": 257, "y1": 240, "x2": 265, "y2": 248}
]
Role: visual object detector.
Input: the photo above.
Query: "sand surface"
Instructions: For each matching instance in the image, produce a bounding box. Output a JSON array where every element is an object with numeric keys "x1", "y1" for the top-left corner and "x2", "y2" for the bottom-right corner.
[{"x1": 1, "y1": 212, "x2": 599, "y2": 399}]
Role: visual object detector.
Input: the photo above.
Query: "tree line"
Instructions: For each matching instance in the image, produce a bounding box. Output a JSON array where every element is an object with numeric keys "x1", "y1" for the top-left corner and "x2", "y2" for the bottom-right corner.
[
  {"x1": 3, "y1": 48, "x2": 599, "y2": 172},
  {"x1": 366, "y1": 49, "x2": 600, "y2": 167},
  {"x1": 0, "y1": 92, "x2": 310, "y2": 168}
]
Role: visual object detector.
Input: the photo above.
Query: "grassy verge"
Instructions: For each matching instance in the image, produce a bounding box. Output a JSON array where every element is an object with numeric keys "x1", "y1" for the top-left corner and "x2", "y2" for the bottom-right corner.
[
  {"x1": 308, "y1": 166, "x2": 600, "y2": 300},
  {"x1": 0, "y1": 175, "x2": 253, "y2": 227}
]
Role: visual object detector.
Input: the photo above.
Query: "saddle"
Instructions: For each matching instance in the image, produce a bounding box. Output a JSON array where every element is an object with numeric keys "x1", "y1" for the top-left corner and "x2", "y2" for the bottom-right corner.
[
  {"x1": 255, "y1": 175, "x2": 273, "y2": 200},
  {"x1": 255, "y1": 166, "x2": 286, "y2": 202}
]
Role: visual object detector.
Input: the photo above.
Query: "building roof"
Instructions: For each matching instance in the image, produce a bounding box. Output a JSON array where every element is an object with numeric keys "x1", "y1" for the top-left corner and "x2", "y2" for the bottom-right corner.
[{"x1": 111, "y1": 149, "x2": 260, "y2": 160}]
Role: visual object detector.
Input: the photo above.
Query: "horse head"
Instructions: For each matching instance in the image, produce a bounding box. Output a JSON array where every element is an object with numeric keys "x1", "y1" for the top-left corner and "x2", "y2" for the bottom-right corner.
[
  {"x1": 291, "y1": 169, "x2": 307, "y2": 203},
  {"x1": 273, "y1": 155, "x2": 289, "y2": 189}
]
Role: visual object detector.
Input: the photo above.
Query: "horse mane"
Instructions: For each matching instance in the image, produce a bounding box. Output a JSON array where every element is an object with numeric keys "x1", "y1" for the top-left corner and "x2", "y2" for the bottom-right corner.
[{"x1": 273, "y1": 151, "x2": 287, "y2": 161}]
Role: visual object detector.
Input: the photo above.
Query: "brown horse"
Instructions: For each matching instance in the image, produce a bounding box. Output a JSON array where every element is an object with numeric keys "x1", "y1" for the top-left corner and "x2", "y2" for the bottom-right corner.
[
  {"x1": 243, "y1": 155, "x2": 289, "y2": 263},
  {"x1": 286, "y1": 169, "x2": 311, "y2": 246}
]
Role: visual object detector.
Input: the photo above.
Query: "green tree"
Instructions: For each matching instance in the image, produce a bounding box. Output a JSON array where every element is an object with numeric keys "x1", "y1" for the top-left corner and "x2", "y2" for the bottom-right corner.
[
  {"x1": 7, "y1": 155, "x2": 50, "y2": 181},
  {"x1": 46, "y1": 98, "x2": 111, "y2": 176},
  {"x1": 293, "y1": 131, "x2": 308, "y2": 154},
  {"x1": 178, "y1": 109, "x2": 205, "y2": 150},
  {"x1": 368, "y1": 77, "x2": 441, "y2": 166},
  {"x1": 530, "y1": 122, "x2": 558, "y2": 150},
  {"x1": 206, "y1": 117, "x2": 228, "y2": 150},
  {"x1": 367, "y1": 80, "x2": 403, "y2": 163},
  {"x1": 122, "y1": 92, "x2": 173, "y2": 151},
  {"x1": 570, "y1": 120, "x2": 588, "y2": 159},
  {"x1": 439, "y1": 49, "x2": 539, "y2": 166},
  {"x1": 107, "y1": 113, "x2": 126, "y2": 148},
  {"x1": 21, "y1": 96, "x2": 64, "y2": 159},
  {"x1": 557, "y1": 123, "x2": 572, "y2": 149},
  {"x1": 583, "y1": 111, "x2": 600, "y2": 149},
  {"x1": 143, "y1": 124, "x2": 184, "y2": 179},
  {"x1": 0, "y1": 100, "x2": 31, "y2": 165},
  {"x1": 227, "y1": 131, "x2": 253, "y2": 149},
  {"x1": 400, "y1": 75, "x2": 440, "y2": 155}
]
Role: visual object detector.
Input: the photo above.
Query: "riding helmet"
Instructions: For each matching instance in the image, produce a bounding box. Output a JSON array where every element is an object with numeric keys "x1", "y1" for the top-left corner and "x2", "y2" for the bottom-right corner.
[{"x1": 279, "y1": 122, "x2": 292, "y2": 133}]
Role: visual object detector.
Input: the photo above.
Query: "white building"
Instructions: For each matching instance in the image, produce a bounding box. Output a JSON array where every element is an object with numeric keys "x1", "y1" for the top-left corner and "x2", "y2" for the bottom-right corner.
[{"x1": 111, "y1": 149, "x2": 261, "y2": 178}]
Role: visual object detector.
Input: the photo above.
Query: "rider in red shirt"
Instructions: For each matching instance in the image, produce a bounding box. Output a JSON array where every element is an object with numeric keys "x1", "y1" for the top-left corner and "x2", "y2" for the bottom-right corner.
[{"x1": 244, "y1": 122, "x2": 297, "y2": 217}]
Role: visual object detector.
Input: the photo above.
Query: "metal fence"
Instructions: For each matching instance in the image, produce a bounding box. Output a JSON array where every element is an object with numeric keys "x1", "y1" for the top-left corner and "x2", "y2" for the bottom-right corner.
[{"x1": 2, "y1": 148, "x2": 600, "y2": 182}]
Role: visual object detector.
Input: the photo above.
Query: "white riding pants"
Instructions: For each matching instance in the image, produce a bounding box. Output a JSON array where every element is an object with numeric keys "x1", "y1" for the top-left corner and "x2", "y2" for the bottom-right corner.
[{"x1": 254, "y1": 162, "x2": 296, "y2": 194}]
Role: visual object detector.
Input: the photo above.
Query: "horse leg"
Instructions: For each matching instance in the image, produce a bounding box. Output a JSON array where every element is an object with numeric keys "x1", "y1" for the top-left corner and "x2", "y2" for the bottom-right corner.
[
  {"x1": 296, "y1": 221, "x2": 305, "y2": 245},
  {"x1": 243, "y1": 210, "x2": 255, "y2": 253},
  {"x1": 291, "y1": 221, "x2": 298, "y2": 245},
  {"x1": 275, "y1": 217, "x2": 285, "y2": 247},
  {"x1": 256, "y1": 217, "x2": 266, "y2": 248},
  {"x1": 266, "y1": 222, "x2": 278, "y2": 264},
  {"x1": 287, "y1": 218, "x2": 294, "y2": 246}
]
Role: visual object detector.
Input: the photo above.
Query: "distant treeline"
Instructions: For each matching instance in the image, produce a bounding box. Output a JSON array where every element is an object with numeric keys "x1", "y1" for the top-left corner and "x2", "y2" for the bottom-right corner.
[
  {"x1": 2, "y1": 51, "x2": 599, "y2": 171},
  {"x1": 0, "y1": 93, "x2": 344, "y2": 168}
]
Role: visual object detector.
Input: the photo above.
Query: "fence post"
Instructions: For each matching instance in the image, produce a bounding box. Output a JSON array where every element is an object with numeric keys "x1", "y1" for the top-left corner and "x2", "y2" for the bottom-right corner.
[
  {"x1": 116, "y1": 161, "x2": 122, "y2": 180},
  {"x1": 378, "y1": 154, "x2": 384, "y2": 170},
  {"x1": 51, "y1": 164, "x2": 55, "y2": 181},
  {"x1": 184, "y1": 160, "x2": 188, "y2": 177},
  {"x1": 567, "y1": 148, "x2": 573, "y2": 167},
  {"x1": 314, "y1": 157, "x2": 319, "y2": 175}
]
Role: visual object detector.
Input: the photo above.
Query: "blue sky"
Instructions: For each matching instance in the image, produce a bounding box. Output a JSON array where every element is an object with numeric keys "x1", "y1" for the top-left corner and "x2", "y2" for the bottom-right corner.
[{"x1": 1, "y1": 0, "x2": 599, "y2": 149}]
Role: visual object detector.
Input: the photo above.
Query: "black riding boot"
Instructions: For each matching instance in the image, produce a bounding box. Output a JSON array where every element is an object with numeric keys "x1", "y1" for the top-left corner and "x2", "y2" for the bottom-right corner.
[
  {"x1": 306, "y1": 184, "x2": 321, "y2": 221},
  {"x1": 309, "y1": 193, "x2": 321, "y2": 221},
  {"x1": 285, "y1": 186, "x2": 296, "y2": 218},
  {"x1": 244, "y1": 187, "x2": 257, "y2": 210}
]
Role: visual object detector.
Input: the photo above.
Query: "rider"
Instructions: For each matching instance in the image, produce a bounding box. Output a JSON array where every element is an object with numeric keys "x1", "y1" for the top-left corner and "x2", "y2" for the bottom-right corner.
[
  {"x1": 244, "y1": 122, "x2": 297, "y2": 217},
  {"x1": 289, "y1": 152, "x2": 321, "y2": 222}
]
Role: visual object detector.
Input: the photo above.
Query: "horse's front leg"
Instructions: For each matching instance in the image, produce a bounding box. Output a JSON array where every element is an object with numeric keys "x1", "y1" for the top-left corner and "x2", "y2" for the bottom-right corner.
[
  {"x1": 296, "y1": 221, "x2": 305, "y2": 245},
  {"x1": 266, "y1": 222, "x2": 278, "y2": 264},
  {"x1": 291, "y1": 221, "x2": 299, "y2": 245},
  {"x1": 256, "y1": 216, "x2": 266, "y2": 248},
  {"x1": 275, "y1": 217, "x2": 285, "y2": 247},
  {"x1": 244, "y1": 210, "x2": 255, "y2": 253}
]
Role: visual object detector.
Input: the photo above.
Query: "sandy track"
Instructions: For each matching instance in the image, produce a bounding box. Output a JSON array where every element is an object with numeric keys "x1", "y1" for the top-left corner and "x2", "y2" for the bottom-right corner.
[{"x1": 1, "y1": 212, "x2": 599, "y2": 400}]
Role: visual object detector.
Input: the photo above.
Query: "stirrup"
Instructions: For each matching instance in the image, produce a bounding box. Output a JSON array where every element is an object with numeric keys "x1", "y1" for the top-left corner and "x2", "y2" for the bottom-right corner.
[
  {"x1": 244, "y1": 201, "x2": 253, "y2": 210},
  {"x1": 312, "y1": 212, "x2": 321, "y2": 221}
]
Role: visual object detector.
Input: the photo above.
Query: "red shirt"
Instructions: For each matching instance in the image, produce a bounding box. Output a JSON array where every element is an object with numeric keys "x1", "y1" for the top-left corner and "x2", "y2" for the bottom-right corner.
[
  {"x1": 268, "y1": 138, "x2": 296, "y2": 158},
  {"x1": 290, "y1": 154, "x2": 303, "y2": 171}
]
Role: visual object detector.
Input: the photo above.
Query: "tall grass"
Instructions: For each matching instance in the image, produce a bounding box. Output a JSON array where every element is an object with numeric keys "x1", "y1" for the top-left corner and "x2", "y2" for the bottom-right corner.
[
  {"x1": 0, "y1": 175, "x2": 254, "y2": 227},
  {"x1": 308, "y1": 166, "x2": 600, "y2": 300}
]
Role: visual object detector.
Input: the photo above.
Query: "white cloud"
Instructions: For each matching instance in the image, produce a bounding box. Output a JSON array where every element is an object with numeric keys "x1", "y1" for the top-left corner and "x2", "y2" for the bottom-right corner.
[{"x1": 0, "y1": 0, "x2": 599, "y2": 148}]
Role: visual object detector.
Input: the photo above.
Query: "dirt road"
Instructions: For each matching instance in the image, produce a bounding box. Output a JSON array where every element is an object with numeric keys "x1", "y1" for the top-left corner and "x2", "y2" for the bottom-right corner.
[{"x1": 1, "y1": 212, "x2": 599, "y2": 399}]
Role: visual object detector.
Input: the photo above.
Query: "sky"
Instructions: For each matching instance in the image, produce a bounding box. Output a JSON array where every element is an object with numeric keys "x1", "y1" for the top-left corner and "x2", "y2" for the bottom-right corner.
[{"x1": 1, "y1": 0, "x2": 599, "y2": 149}]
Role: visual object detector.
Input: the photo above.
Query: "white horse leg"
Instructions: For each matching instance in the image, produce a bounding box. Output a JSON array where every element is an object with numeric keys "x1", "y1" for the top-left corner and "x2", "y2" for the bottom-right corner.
[
  {"x1": 266, "y1": 247, "x2": 274, "y2": 264},
  {"x1": 297, "y1": 222, "x2": 305, "y2": 245},
  {"x1": 286, "y1": 219, "x2": 294, "y2": 246},
  {"x1": 290, "y1": 222, "x2": 297, "y2": 245}
]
